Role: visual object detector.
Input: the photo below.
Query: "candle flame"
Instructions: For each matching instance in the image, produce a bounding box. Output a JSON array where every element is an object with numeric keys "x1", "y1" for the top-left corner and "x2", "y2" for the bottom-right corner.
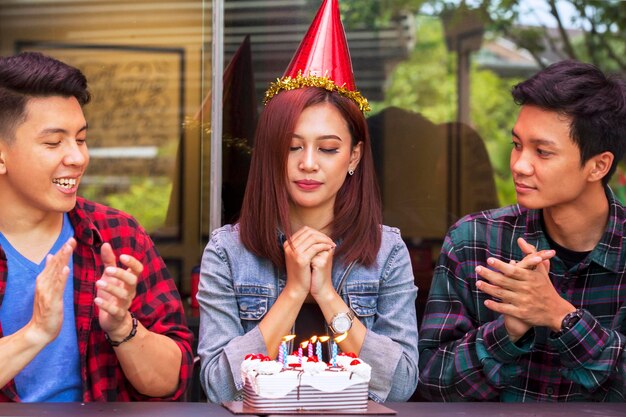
[
  {"x1": 318, "y1": 336, "x2": 330, "y2": 343},
  {"x1": 334, "y1": 332, "x2": 348, "y2": 343},
  {"x1": 300, "y1": 341, "x2": 309, "y2": 348},
  {"x1": 282, "y1": 335, "x2": 296, "y2": 342},
  {"x1": 310, "y1": 335, "x2": 318, "y2": 344}
]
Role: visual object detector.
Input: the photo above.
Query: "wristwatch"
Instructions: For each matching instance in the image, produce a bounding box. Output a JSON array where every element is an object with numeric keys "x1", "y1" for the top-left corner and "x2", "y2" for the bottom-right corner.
[
  {"x1": 329, "y1": 310, "x2": 355, "y2": 335},
  {"x1": 556, "y1": 309, "x2": 583, "y2": 336}
]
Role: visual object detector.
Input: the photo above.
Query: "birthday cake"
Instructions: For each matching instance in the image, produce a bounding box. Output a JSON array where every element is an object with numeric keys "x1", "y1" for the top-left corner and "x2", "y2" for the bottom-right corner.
[{"x1": 241, "y1": 352, "x2": 371, "y2": 411}]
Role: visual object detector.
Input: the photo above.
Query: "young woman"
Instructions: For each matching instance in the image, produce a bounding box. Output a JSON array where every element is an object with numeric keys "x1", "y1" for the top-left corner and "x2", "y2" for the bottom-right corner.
[{"x1": 197, "y1": 86, "x2": 419, "y2": 403}]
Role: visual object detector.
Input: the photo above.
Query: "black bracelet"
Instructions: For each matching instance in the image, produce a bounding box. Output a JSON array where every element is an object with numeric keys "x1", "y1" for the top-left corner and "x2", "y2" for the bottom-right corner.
[{"x1": 105, "y1": 312, "x2": 138, "y2": 347}]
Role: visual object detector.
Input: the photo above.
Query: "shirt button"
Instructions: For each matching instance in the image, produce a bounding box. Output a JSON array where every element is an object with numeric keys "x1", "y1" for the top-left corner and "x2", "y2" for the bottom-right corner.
[
  {"x1": 546, "y1": 386, "x2": 554, "y2": 395},
  {"x1": 240, "y1": 304, "x2": 248, "y2": 311}
]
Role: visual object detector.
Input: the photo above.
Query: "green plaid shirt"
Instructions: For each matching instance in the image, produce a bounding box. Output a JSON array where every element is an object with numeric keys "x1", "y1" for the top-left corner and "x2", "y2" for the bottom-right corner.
[{"x1": 418, "y1": 187, "x2": 626, "y2": 401}]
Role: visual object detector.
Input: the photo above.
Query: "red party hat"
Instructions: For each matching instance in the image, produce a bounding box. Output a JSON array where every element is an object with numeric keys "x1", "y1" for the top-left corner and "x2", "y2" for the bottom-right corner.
[{"x1": 264, "y1": 0, "x2": 370, "y2": 112}]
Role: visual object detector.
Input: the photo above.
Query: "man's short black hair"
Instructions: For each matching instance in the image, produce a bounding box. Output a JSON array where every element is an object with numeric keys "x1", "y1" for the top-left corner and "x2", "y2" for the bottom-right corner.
[
  {"x1": 0, "y1": 52, "x2": 90, "y2": 142},
  {"x1": 512, "y1": 60, "x2": 626, "y2": 185}
]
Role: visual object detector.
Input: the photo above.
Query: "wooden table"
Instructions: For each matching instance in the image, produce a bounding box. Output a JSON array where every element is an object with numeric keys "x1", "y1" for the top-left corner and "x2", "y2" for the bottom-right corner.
[{"x1": 0, "y1": 401, "x2": 623, "y2": 417}]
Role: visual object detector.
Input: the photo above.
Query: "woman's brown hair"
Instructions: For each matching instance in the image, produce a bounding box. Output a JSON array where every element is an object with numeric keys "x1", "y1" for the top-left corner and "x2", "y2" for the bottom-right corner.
[{"x1": 239, "y1": 87, "x2": 382, "y2": 268}]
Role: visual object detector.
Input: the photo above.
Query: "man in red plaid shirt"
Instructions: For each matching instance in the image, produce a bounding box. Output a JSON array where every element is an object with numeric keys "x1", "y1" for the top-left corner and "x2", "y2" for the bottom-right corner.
[{"x1": 0, "y1": 52, "x2": 193, "y2": 401}]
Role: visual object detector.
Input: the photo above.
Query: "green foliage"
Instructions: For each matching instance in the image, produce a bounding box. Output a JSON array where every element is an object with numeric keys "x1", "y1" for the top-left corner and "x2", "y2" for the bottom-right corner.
[
  {"x1": 376, "y1": 15, "x2": 520, "y2": 206},
  {"x1": 416, "y1": 0, "x2": 626, "y2": 205},
  {"x1": 379, "y1": 17, "x2": 455, "y2": 123},
  {"x1": 329, "y1": 0, "x2": 427, "y2": 28},
  {"x1": 609, "y1": 167, "x2": 626, "y2": 206},
  {"x1": 508, "y1": 26, "x2": 545, "y2": 55},
  {"x1": 470, "y1": 68, "x2": 523, "y2": 206},
  {"x1": 80, "y1": 178, "x2": 172, "y2": 233},
  {"x1": 432, "y1": 0, "x2": 626, "y2": 74},
  {"x1": 370, "y1": 0, "x2": 626, "y2": 206}
]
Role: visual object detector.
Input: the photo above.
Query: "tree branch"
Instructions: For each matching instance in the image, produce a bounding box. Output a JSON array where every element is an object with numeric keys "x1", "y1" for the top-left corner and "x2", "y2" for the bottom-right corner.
[{"x1": 547, "y1": 0, "x2": 578, "y2": 59}]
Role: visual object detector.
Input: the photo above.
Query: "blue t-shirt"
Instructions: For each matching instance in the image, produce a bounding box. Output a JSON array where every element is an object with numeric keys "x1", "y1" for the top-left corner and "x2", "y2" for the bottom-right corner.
[{"x1": 0, "y1": 214, "x2": 82, "y2": 402}]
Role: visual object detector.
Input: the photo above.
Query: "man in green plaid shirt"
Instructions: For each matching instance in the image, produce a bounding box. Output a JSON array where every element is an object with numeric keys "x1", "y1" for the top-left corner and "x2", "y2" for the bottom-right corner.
[{"x1": 419, "y1": 60, "x2": 626, "y2": 401}]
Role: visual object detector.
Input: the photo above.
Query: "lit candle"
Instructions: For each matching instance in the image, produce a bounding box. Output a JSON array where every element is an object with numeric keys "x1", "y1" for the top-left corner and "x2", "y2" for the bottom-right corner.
[
  {"x1": 299, "y1": 341, "x2": 308, "y2": 365},
  {"x1": 332, "y1": 333, "x2": 348, "y2": 367},
  {"x1": 308, "y1": 336, "x2": 316, "y2": 358},
  {"x1": 318, "y1": 336, "x2": 329, "y2": 362},
  {"x1": 281, "y1": 335, "x2": 295, "y2": 368},
  {"x1": 278, "y1": 342, "x2": 285, "y2": 365}
]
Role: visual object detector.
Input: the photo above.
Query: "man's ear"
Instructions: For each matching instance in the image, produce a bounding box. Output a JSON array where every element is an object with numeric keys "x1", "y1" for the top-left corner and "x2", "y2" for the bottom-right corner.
[{"x1": 588, "y1": 151, "x2": 613, "y2": 182}]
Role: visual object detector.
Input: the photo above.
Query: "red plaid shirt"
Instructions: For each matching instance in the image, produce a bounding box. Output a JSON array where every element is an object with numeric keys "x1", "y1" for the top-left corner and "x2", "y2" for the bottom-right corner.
[{"x1": 0, "y1": 197, "x2": 194, "y2": 402}]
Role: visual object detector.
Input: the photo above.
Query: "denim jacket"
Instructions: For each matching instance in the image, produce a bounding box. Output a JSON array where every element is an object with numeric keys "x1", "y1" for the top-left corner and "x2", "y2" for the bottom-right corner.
[{"x1": 197, "y1": 224, "x2": 419, "y2": 403}]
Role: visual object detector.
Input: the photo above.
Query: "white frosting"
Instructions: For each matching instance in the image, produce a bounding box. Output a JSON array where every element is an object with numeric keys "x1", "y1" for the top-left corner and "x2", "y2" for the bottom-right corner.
[
  {"x1": 285, "y1": 355, "x2": 300, "y2": 366},
  {"x1": 347, "y1": 360, "x2": 372, "y2": 380},
  {"x1": 241, "y1": 358, "x2": 261, "y2": 373},
  {"x1": 255, "y1": 360, "x2": 283, "y2": 375},
  {"x1": 301, "y1": 360, "x2": 327, "y2": 374},
  {"x1": 243, "y1": 368, "x2": 369, "y2": 398},
  {"x1": 334, "y1": 354, "x2": 356, "y2": 368},
  {"x1": 241, "y1": 354, "x2": 370, "y2": 401}
]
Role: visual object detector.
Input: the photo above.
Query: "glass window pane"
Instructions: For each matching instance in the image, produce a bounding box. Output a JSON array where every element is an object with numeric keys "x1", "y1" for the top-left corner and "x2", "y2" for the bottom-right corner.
[
  {"x1": 221, "y1": 0, "x2": 623, "y2": 326},
  {"x1": 1, "y1": 0, "x2": 212, "y2": 295}
]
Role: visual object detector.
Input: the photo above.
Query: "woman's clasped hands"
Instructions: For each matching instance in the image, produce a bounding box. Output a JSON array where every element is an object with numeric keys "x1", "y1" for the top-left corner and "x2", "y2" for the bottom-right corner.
[{"x1": 283, "y1": 226, "x2": 336, "y2": 301}]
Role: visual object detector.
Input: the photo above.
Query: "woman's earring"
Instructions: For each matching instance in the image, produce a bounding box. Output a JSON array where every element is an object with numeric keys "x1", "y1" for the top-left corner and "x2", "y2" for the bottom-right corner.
[{"x1": 348, "y1": 169, "x2": 355, "y2": 176}]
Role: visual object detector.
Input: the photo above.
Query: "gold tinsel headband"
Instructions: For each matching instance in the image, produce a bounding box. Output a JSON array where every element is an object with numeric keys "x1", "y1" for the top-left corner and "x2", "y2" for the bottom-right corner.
[{"x1": 263, "y1": 71, "x2": 371, "y2": 113}]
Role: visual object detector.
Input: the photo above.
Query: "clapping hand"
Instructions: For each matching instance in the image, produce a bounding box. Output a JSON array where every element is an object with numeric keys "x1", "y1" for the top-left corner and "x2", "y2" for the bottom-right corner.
[
  {"x1": 475, "y1": 238, "x2": 564, "y2": 341},
  {"x1": 95, "y1": 243, "x2": 143, "y2": 342},
  {"x1": 28, "y1": 238, "x2": 76, "y2": 345}
]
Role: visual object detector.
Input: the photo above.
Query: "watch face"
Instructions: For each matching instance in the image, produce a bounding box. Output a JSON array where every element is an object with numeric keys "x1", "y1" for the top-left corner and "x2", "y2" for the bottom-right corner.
[{"x1": 333, "y1": 315, "x2": 351, "y2": 333}]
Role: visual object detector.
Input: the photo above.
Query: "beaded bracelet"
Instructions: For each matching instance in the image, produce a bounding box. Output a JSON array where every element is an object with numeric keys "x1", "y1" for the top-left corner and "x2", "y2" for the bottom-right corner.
[{"x1": 104, "y1": 312, "x2": 138, "y2": 347}]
